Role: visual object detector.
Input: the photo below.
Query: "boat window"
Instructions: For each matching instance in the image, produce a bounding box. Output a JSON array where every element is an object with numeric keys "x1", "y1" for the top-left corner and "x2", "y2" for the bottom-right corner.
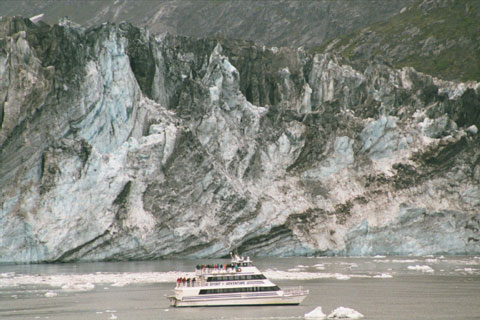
[
  {"x1": 199, "y1": 286, "x2": 280, "y2": 294},
  {"x1": 206, "y1": 274, "x2": 267, "y2": 282}
]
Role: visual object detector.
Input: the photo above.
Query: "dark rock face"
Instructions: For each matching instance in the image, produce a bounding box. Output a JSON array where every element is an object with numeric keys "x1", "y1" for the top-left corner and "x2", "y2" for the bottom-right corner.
[{"x1": 0, "y1": 16, "x2": 479, "y2": 263}]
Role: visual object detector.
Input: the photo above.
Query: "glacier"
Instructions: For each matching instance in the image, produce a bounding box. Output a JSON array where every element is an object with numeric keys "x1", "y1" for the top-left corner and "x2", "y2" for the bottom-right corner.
[{"x1": 0, "y1": 17, "x2": 479, "y2": 263}]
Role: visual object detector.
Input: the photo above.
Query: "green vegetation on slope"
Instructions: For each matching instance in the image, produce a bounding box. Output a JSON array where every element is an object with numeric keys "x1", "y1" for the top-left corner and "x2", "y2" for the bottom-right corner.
[{"x1": 317, "y1": 0, "x2": 480, "y2": 82}]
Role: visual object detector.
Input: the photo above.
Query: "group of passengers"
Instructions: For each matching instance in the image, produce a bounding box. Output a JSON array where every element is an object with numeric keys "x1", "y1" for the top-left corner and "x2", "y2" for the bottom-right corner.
[{"x1": 176, "y1": 277, "x2": 197, "y2": 287}]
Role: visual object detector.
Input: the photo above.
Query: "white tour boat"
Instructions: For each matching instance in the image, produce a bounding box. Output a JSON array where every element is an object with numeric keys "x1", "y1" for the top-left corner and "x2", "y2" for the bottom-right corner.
[{"x1": 168, "y1": 254, "x2": 309, "y2": 307}]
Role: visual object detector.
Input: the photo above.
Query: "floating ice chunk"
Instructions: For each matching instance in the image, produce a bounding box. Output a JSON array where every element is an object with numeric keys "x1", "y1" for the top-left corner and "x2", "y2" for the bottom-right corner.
[
  {"x1": 328, "y1": 307, "x2": 364, "y2": 319},
  {"x1": 373, "y1": 259, "x2": 390, "y2": 263},
  {"x1": 0, "y1": 271, "x2": 191, "y2": 289},
  {"x1": 373, "y1": 273, "x2": 393, "y2": 279},
  {"x1": 111, "y1": 280, "x2": 129, "y2": 287},
  {"x1": 1, "y1": 272, "x2": 15, "y2": 278},
  {"x1": 263, "y1": 269, "x2": 370, "y2": 281},
  {"x1": 61, "y1": 282, "x2": 95, "y2": 291},
  {"x1": 305, "y1": 306, "x2": 326, "y2": 319},
  {"x1": 45, "y1": 291, "x2": 57, "y2": 298},
  {"x1": 454, "y1": 268, "x2": 479, "y2": 274},
  {"x1": 392, "y1": 259, "x2": 419, "y2": 263},
  {"x1": 407, "y1": 265, "x2": 434, "y2": 273}
]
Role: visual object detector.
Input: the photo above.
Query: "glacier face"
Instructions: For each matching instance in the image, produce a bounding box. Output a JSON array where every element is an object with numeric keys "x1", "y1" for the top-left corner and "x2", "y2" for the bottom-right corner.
[{"x1": 0, "y1": 17, "x2": 479, "y2": 263}]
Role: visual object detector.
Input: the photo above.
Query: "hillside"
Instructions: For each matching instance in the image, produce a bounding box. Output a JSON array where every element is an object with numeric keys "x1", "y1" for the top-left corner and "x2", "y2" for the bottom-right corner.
[
  {"x1": 319, "y1": 0, "x2": 480, "y2": 82},
  {"x1": 0, "y1": 0, "x2": 413, "y2": 49}
]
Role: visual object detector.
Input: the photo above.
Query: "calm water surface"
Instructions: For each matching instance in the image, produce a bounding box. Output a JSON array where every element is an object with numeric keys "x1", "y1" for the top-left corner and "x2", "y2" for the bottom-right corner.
[{"x1": 1, "y1": 256, "x2": 479, "y2": 320}]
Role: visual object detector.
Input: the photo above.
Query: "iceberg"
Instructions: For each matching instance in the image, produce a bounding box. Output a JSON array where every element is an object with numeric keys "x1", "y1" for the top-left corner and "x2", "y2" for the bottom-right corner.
[
  {"x1": 327, "y1": 307, "x2": 364, "y2": 319},
  {"x1": 305, "y1": 306, "x2": 327, "y2": 319}
]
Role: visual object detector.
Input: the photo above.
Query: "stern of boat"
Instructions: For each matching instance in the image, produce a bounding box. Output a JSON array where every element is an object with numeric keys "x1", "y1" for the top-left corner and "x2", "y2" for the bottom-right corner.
[
  {"x1": 168, "y1": 295, "x2": 178, "y2": 307},
  {"x1": 282, "y1": 286, "x2": 309, "y2": 304}
]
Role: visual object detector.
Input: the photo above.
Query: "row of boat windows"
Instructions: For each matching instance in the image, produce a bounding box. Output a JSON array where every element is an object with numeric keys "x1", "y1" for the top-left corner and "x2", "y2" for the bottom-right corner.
[
  {"x1": 206, "y1": 274, "x2": 266, "y2": 282},
  {"x1": 199, "y1": 286, "x2": 280, "y2": 295}
]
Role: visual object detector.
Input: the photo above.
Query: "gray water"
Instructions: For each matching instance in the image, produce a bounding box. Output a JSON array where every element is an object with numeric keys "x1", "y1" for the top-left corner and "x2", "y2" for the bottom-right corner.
[{"x1": 1, "y1": 256, "x2": 479, "y2": 320}]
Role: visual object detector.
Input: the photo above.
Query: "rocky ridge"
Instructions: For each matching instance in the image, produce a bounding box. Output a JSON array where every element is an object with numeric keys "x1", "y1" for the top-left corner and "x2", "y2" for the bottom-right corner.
[{"x1": 0, "y1": 16, "x2": 479, "y2": 263}]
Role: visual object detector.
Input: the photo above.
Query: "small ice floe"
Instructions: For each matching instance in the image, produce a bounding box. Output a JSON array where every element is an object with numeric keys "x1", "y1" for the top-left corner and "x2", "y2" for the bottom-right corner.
[
  {"x1": 287, "y1": 265, "x2": 308, "y2": 272},
  {"x1": 454, "y1": 268, "x2": 479, "y2": 274},
  {"x1": 61, "y1": 282, "x2": 95, "y2": 291},
  {"x1": 373, "y1": 273, "x2": 393, "y2": 279},
  {"x1": 327, "y1": 307, "x2": 364, "y2": 319},
  {"x1": 373, "y1": 259, "x2": 391, "y2": 264},
  {"x1": 1, "y1": 272, "x2": 15, "y2": 278},
  {"x1": 335, "y1": 274, "x2": 351, "y2": 280},
  {"x1": 305, "y1": 306, "x2": 326, "y2": 319},
  {"x1": 111, "y1": 280, "x2": 129, "y2": 287},
  {"x1": 407, "y1": 265, "x2": 434, "y2": 273},
  {"x1": 392, "y1": 259, "x2": 419, "y2": 263},
  {"x1": 44, "y1": 291, "x2": 58, "y2": 298},
  {"x1": 340, "y1": 262, "x2": 358, "y2": 268}
]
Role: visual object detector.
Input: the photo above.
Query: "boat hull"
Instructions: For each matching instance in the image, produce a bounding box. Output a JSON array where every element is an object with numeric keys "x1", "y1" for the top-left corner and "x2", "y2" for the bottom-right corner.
[{"x1": 169, "y1": 293, "x2": 307, "y2": 307}]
